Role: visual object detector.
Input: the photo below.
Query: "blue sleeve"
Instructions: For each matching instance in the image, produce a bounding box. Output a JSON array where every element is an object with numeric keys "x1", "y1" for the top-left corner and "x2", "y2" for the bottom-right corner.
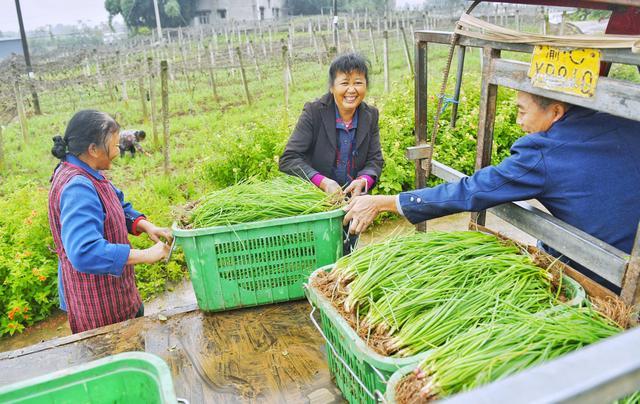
[
  {"x1": 60, "y1": 177, "x2": 131, "y2": 276},
  {"x1": 399, "y1": 136, "x2": 546, "y2": 224},
  {"x1": 112, "y1": 184, "x2": 145, "y2": 234}
]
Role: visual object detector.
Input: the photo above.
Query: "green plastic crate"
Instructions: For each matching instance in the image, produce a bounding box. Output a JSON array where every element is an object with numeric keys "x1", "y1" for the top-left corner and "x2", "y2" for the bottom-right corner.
[
  {"x1": 173, "y1": 209, "x2": 344, "y2": 312},
  {"x1": 383, "y1": 365, "x2": 417, "y2": 404},
  {"x1": 306, "y1": 265, "x2": 430, "y2": 404},
  {"x1": 0, "y1": 352, "x2": 179, "y2": 403},
  {"x1": 306, "y1": 265, "x2": 585, "y2": 404}
]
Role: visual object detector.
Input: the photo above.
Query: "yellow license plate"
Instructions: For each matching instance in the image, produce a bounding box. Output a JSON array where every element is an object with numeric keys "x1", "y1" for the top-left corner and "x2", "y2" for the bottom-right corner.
[{"x1": 528, "y1": 45, "x2": 601, "y2": 98}]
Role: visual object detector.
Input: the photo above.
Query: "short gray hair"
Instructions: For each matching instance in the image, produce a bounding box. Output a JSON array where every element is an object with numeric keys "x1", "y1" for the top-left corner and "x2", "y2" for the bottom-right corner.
[{"x1": 529, "y1": 93, "x2": 567, "y2": 110}]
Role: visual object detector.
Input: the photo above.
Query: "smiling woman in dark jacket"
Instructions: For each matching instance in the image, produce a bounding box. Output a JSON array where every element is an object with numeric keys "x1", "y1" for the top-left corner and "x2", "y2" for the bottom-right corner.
[{"x1": 279, "y1": 53, "x2": 384, "y2": 198}]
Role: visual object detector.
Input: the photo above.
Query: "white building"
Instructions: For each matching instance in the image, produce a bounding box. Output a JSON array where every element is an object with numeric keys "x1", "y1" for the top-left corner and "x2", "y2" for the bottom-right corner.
[{"x1": 193, "y1": 0, "x2": 285, "y2": 25}]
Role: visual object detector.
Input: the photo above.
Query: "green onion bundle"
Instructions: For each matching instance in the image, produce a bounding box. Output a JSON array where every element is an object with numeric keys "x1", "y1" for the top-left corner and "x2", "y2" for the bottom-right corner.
[
  {"x1": 319, "y1": 231, "x2": 568, "y2": 357},
  {"x1": 188, "y1": 176, "x2": 341, "y2": 228},
  {"x1": 403, "y1": 306, "x2": 621, "y2": 401},
  {"x1": 387, "y1": 254, "x2": 554, "y2": 355}
]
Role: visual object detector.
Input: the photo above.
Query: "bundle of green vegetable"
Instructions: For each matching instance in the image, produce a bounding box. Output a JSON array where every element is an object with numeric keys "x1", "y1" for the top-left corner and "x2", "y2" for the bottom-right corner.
[
  {"x1": 186, "y1": 176, "x2": 342, "y2": 228},
  {"x1": 397, "y1": 306, "x2": 621, "y2": 402},
  {"x1": 317, "y1": 231, "x2": 563, "y2": 356}
]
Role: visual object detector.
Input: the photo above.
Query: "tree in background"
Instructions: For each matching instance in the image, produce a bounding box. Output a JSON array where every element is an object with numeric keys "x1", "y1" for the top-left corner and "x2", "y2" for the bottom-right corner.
[{"x1": 105, "y1": 0, "x2": 197, "y2": 30}]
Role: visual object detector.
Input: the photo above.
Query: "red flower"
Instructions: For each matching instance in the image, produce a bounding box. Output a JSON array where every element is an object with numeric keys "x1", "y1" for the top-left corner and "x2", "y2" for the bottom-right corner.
[{"x1": 7, "y1": 307, "x2": 19, "y2": 320}]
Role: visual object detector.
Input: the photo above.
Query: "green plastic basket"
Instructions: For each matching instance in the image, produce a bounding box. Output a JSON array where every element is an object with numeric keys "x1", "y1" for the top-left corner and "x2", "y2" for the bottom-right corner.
[
  {"x1": 383, "y1": 365, "x2": 417, "y2": 403},
  {"x1": 0, "y1": 352, "x2": 179, "y2": 403},
  {"x1": 305, "y1": 265, "x2": 430, "y2": 404},
  {"x1": 306, "y1": 265, "x2": 585, "y2": 404},
  {"x1": 173, "y1": 209, "x2": 344, "y2": 312}
]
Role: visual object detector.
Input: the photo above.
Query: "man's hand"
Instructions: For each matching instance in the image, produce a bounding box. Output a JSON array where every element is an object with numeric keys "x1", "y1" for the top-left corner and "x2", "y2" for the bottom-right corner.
[
  {"x1": 343, "y1": 178, "x2": 367, "y2": 197},
  {"x1": 343, "y1": 195, "x2": 399, "y2": 234},
  {"x1": 319, "y1": 177, "x2": 343, "y2": 196},
  {"x1": 137, "y1": 219, "x2": 173, "y2": 244}
]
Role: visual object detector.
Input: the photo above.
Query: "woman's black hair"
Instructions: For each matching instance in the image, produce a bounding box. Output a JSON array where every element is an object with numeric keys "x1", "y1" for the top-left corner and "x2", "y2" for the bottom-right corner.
[
  {"x1": 328, "y1": 52, "x2": 370, "y2": 87},
  {"x1": 136, "y1": 130, "x2": 146, "y2": 141},
  {"x1": 51, "y1": 110, "x2": 120, "y2": 160}
]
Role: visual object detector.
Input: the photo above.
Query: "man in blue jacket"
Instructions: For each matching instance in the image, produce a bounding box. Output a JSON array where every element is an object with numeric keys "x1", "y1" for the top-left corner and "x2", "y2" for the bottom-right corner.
[{"x1": 344, "y1": 91, "x2": 640, "y2": 292}]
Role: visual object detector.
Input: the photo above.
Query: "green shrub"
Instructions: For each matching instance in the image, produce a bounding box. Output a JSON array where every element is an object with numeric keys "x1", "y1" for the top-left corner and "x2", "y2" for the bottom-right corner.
[
  {"x1": 200, "y1": 121, "x2": 288, "y2": 187},
  {"x1": 0, "y1": 184, "x2": 57, "y2": 336}
]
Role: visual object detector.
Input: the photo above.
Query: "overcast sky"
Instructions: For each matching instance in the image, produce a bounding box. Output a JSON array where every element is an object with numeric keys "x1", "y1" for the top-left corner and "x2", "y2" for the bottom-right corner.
[
  {"x1": 0, "y1": 0, "x2": 113, "y2": 32},
  {"x1": 0, "y1": 0, "x2": 427, "y2": 33}
]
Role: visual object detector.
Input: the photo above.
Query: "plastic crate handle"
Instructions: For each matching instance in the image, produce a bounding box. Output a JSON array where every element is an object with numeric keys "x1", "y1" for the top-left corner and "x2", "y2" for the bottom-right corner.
[{"x1": 308, "y1": 303, "x2": 386, "y2": 403}]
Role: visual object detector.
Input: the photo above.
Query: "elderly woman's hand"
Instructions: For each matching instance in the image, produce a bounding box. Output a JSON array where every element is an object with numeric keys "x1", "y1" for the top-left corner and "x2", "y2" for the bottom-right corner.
[
  {"x1": 137, "y1": 219, "x2": 173, "y2": 244},
  {"x1": 319, "y1": 177, "x2": 343, "y2": 196},
  {"x1": 344, "y1": 178, "x2": 368, "y2": 197},
  {"x1": 343, "y1": 195, "x2": 400, "y2": 234}
]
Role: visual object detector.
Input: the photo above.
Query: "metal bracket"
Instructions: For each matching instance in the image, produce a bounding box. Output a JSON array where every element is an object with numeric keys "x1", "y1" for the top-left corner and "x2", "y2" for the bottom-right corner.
[{"x1": 406, "y1": 144, "x2": 432, "y2": 161}]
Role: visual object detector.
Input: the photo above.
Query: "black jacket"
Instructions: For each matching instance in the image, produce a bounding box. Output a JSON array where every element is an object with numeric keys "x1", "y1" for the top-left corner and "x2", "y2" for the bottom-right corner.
[{"x1": 279, "y1": 92, "x2": 384, "y2": 186}]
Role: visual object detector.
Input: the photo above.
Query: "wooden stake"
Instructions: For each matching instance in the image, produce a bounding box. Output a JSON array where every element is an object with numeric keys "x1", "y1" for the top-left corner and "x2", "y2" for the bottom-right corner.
[
  {"x1": 160, "y1": 60, "x2": 170, "y2": 175},
  {"x1": 282, "y1": 43, "x2": 289, "y2": 111},
  {"x1": 260, "y1": 33, "x2": 268, "y2": 57},
  {"x1": 235, "y1": 47, "x2": 252, "y2": 105},
  {"x1": 147, "y1": 57, "x2": 159, "y2": 147},
  {"x1": 205, "y1": 44, "x2": 220, "y2": 103},
  {"x1": 13, "y1": 80, "x2": 29, "y2": 142},
  {"x1": 0, "y1": 125, "x2": 4, "y2": 171},
  {"x1": 138, "y1": 71, "x2": 148, "y2": 122},
  {"x1": 320, "y1": 33, "x2": 329, "y2": 55},
  {"x1": 369, "y1": 26, "x2": 378, "y2": 64},
  {"x1": 348, "y1": 29, "x2": 356, "y2": 52},
  {"x1": 383, "y1": 30, "x2": 390, "y2": 93},
  {"x1": 93, "y1": 49, "x2": 104, "y2": 89},
  {"x1": 400, "y1": 27, "x2": 414, "y2": 76},
  {"x1": 311, "y1": 29, "x2": 323, "y2": 65},
  {"x1": 249, "y1": 40, "x2": 262, "y2": 80},
  {"x1": 116, "y1": 50, "x2": 128, "y2": 101},
  {"x1": 227, "y1": 39, "x2": 235, "y2": 76}
]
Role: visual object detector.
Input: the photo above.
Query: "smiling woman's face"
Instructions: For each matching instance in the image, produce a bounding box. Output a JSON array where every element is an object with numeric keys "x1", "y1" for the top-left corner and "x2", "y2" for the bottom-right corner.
[{"x1": 331, "y1": 70, "x2": 367, "y2": 114}]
